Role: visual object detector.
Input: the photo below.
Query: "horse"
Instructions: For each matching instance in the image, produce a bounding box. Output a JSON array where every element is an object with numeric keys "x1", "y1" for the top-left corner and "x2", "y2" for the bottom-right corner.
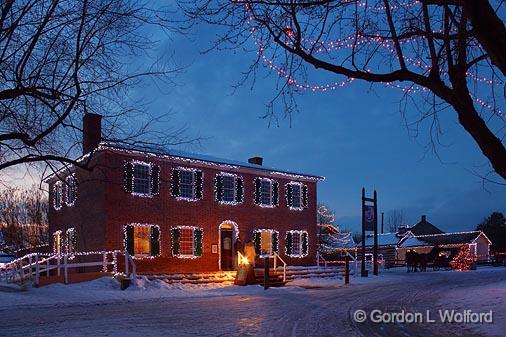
[{"x1": 406, "y1": 249, "x2": 419, "y2": 272}]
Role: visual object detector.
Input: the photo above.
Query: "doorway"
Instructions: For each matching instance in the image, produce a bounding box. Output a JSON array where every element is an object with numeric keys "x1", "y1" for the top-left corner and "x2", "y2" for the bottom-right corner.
[{"x1": 220, "y1": 229, "x2": 233, "y2": 270}]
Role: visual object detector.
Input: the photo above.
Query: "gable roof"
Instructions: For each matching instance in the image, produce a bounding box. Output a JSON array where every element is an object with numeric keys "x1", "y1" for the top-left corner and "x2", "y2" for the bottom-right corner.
[
  {"x1": 363, "y1": 232, "x2": 403, "y2": 246},
  {"x1": 399, "y1": 231, "x2": 487, "y2": 248},
  {"x1": 409, "y1": 216, "x2": 444, "y2": 236}
]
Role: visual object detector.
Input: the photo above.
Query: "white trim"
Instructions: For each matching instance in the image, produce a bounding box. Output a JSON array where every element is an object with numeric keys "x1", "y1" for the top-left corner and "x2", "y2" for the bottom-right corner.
[{"x1": 218, "y1": 220, "x2": 239, "y2": 270}]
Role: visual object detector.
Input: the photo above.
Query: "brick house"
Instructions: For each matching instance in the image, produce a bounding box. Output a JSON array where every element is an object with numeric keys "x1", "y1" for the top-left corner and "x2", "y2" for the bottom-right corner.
[{"x1": 47, "y1": 114, "x2": 323, "y2": 273}]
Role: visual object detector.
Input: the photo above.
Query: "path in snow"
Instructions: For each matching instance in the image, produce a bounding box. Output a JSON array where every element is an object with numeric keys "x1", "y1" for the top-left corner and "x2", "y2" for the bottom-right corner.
[{"x1": 0, "y1": 267, "x2": 504, "y2": 337}]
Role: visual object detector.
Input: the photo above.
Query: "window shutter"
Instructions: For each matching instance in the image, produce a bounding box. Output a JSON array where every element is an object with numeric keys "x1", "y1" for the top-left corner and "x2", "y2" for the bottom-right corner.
[
  {"x1": 302, "y1": 232, "x2": 309, "y2": 256},
  {"x1": 235, "y1": 177, "x2": 243, "y2": 203},
  {"x1": 254, "y1": 178, "x2": 261, "y2": 204},
  {"x1": 215, "y1": 175, "x2": 223, "y2": 201},
  {"x1": 302, "y1": 184, "x2": 308, "y2": 208},
  {"x1": 171, "y1": 169, "x2": 180, "y2": 197},
  {"x1": 195, "y1": 171, "x2": 203, "y2": 199},
  {"x1": 150, "y1": 226, "x2": 160, "y2": 257},
  {"x1": 171, "y1": 227, "x2": 180, "y2": 256},
  {"x1": 272, "y1": 231, "x2": 279, "y2": 253},
  {"x1": 124, "y1": 163, "x2": 134, "y2": 193},
  {"x1": 286, "y1": 184, "x2": 293, "y2": 207},
  {"x1": 285, "y1": 232, "x2": 293, "y2": 255},
  {"x1": 194, "y1": 228, "x2": 203, "y2": 256},
  {"x1": 254, "y1": 231, "x2": 261, "y2": 255},
  {"x1": 125, "y1": 225, "x2": 134, "y2": 255},
  {"x1": 272, "y1": 181, "x2": 279, "y2": 206},
  {"x1": 151, "y1": 165, "x2": 160, "y2": 195}
]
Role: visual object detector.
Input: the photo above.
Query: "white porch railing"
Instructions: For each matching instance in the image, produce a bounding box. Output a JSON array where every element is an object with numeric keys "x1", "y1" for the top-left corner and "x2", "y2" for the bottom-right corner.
[{"x1": 273, "y1": 252, "x2": 287, "y2": 282}]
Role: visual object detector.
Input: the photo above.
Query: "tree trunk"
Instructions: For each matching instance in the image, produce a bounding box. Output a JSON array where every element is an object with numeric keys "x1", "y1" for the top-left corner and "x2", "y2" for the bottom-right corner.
[
  {"x1": 463, "y1": 0, "x2": 506, "y2": 76},
  {"x1": 453, "y1": 94, "x2": 506, "y2": 180}
]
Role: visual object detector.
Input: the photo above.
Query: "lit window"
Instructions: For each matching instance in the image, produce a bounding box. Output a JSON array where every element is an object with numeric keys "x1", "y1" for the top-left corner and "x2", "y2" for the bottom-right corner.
[
  {"x1": 134, "y1": 226, "x2": 150, "y2": 257},
  {"x1": 222, "y1": 175, "x2": 236, "y2": 202},
  {"x1": 54, "y1": 182, "x2": 63, "y2": 210},
  {"x1": 179, "y1": 170, "x2": 195, "y2": 199},
  {"x1": 133, "y1": 163, "x2": 151, "y2": 195},
  {"x1": 66, "y1": 228, "x2": 76, "y2": 254},
  {"x1": 261, "y1": 230, "x2": 272, "y2": 255},
  {"x1": 260, "y1": 180, "x2": 272, "y2": 205},
  {"x1": 179, "y1": 227, "x2": 195, "y2": 256},
  {"x1": 65, "y1": 175, "x2": 77, "y2": 206},
  {"x1": 53, "y1": 231, "x2": 62, "y2": 254}
]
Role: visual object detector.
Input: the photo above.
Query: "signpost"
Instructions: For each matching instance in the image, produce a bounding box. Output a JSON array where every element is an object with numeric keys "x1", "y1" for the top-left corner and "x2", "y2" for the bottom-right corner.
[{"x1": 361, "y1": 188, "x2": 379, "y2": 277}]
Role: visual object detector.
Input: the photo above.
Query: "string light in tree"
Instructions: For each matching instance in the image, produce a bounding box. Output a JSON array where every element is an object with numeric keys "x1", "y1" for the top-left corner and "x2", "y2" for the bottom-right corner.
[{"x1": 450, "y1": 245, "x2": 475, "y2": 271}]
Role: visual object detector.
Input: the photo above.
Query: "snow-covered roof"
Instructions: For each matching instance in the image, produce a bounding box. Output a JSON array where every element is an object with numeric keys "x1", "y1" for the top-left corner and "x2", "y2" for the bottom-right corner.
[
  {"x1": 0, "y1": 250, "x2": 15, "y2": 263},
  {"x1": 363, "y1": 233, "x2": 402, "y2": 246},
  {"x1": 399, "y1": 231, "x2": 486, "y2": 248}
]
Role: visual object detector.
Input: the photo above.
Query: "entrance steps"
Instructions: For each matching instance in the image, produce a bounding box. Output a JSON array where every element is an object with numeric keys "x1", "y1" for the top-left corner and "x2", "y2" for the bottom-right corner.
[{"x1": 142, "y1": 266, "x2": 345, "y2": 285}]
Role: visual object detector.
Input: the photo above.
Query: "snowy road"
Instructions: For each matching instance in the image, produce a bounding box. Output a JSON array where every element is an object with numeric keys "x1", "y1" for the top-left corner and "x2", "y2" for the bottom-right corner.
[{"x1": 1, "y1": 267, "x2": 505, "y2": 337}]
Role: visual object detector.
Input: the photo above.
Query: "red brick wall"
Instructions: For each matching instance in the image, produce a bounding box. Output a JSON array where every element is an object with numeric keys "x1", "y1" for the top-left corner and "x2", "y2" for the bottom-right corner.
[{"x1": 49, "y1": 148, "x2": 320, "y2": 273}]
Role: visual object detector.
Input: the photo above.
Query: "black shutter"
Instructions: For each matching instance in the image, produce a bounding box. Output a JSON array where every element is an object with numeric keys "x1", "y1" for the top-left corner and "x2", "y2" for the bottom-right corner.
[
  {"x1": 216, "y1": 175, "x2": 223, "y2": 201},
  {"x1": 272, "y1": 231, "x2": 279, "y2": 253},
  {"x1": 235, "y1": 177, "x2": 243, "y2": 203},
  {"x1": 150, "y1": 226, "x2": 160, "y2": 256},
  {"x1": 286, "y1": 232, "x2": 293, "y2": 255},
  {"x1": 194, "y1": 228, "x2": 203, "y2": 256},
  {"x1": 171, "y1": 169, "x2": 180, "y2": 197},
  {"x1": 302, "y1": 232, "x2": 309, "y2": 256},
  {"x1": 151, "y1": 165, "x2": 160, "y2": 195},
  {"x1": 302, "y1": 184, "x2": 308, "y2": 208},
  {"x1": 272, "y1": 181, "x2": 279, "y2": 206},
  {"x1": 254, "y1": 178, "x2": 261, "y2": 204},
  {"x1": 125, "y1": 225, "x2": 134, "y2": 255},
  {"x1": 124, "y1": 162, "x2": 134, "y2": 193},
  {"x1": 194, "y1": 171, "x2": 203, "y2": 199},
  {"x1": 286, "y1": 184, "x2": 293, "y2": 207},
  {"x1": 171, "y1": 227, "x2": 180, "y2": 256},
  {"x1": 254, "y1": 231, "x2": 261, "y2": 255}
]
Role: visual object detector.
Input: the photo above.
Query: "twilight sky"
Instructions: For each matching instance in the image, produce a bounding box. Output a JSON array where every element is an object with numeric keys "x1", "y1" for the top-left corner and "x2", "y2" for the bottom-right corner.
[{"x1": 119, "y1": 20, "x2": 506, "y2": 235}]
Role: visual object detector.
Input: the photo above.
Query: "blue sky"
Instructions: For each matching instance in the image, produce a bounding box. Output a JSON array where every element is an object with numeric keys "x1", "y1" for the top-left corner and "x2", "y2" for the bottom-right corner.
[{"x1": 128, "y1": 20, "x2": 506, "y2": 234}]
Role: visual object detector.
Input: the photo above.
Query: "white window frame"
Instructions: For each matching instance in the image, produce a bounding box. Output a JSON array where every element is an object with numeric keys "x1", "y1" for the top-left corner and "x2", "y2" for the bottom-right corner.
[
  {"x1": 65, "y1": 175, "x2": 77, "y2": 206},
  {"x1": 255, "y1": 229, "x2": 278, "y2": 257},
  {"x1": 54, "y1": 182, "x2": 63, "y2": 210},
  {"x1": 259, "y1": 178, "x2": 273, "y2": 207},
  {"x1": 53, "y1": 230, "x2": 62, "y2": 255},
  {"x1": 217, "y1": 173, "x2": 241, "y2": 205},
  {"x1": 178, "y1": 169, "x2": 196, "y2": 200},
  {"x1": 287, "y1": 230, "x2": 309, "y2": 258},
  {"x1": 124, "y1": 223, "x2": 160, "y2": 259},
  {"x1": 287, "y1": 182, "x2": 303, "y2": 210},
  {"x1": 132, "y1": 161, "x2": 152, "y2": 196},
  {"x1": 174, "y1": 225, "x2": 201, "y2": 259}
]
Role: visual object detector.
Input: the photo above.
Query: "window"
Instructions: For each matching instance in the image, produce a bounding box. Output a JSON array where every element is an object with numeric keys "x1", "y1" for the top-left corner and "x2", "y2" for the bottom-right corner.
[
  {"x1": 179, "y1": 170, "x2": 195, "y2": 199},
  {"x1": 53, "y1": 231, "x2": 62, "y2": 255},
  {"x1": 124, "y1": 224, "x2": 160, "y2": 258},
  {"x1": 171, "y1": 226, "x2": 203, "y2": 258},
  {"x1": 171, "y1": 168, "x2": 203, "y2": 201},
  {"x1": 253, "y1": 229, "x2": 279, "y2": 256},
  {"x1": 254, "y1": 178, "x2": 279, "y2": 207},
  {"x1": 216, "y1": 173, "x2": 243, "y2": 204},
  {"x1": 286, "y1": 230, "x2": 309, "y2": 257},
  {"x1": 222, "y1": 176, "x2": 235, "y2": 202},
  {"x1": 54, "y1": 182, "x2": 63, "y2": 210},
  {"x1": 65, "y1": 228, "x2": 77, "y2": 254},
  {"x1": 133, "y1": 163, "x2": 151, "y2": 195},
  {"x1": 260, "y1": 180, "x2": 272, "y2": 205},
  {"x1": 287, "y1": 182, "x2": 308, "y2": 210},
  {"x1": 65, "y1": 175, "x2": 77, "y2": 206},
  {"x1": 124, "y1": 161, "x2": 160, "y2": 197}
]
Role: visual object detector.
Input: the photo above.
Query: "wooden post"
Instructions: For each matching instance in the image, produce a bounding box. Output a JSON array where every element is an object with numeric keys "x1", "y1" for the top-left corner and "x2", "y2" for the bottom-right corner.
[
  {"x1": 125, "y1": 252, "x2": 129, "y2": 276},
  {"x1": 64, "y1": 254, "x2": 68, "y2": 284},
  {"x1": 46, "y1": 258, "x2": 50, "y2": 277},
  {"x1": 345, "y1": 255, "x2": 350, "y2": 285},
  {"x1": 361, "y1": 188, "x2": 367, "y2": 277},
  {"x1": 35, "y1": 254, "x2": 40, "y2": 286},
  {"x1": 102, "y1": 252, "x2": 107, "y2": 272},
  {"x1": 373, "y1": 190, "x2": 379, "y2": 276},
  {"x1": 28, "y1": 255, "x2": 32, "y2": 281},
  {"x1": 263, "y1": 256, "x2": 269, "y2": 290}
]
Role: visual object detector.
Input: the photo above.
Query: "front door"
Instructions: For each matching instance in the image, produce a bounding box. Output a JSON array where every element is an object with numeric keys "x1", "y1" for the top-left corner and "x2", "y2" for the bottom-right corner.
[{"x1": 220, "y1": 229, "x2": 233, "y2": 270}]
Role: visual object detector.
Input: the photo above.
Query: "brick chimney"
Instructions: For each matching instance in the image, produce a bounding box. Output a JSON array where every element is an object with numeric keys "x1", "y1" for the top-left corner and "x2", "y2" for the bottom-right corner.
[
  {"x1": 82, "y1": 113, "x2": 102, "y2": 154},
  {"x1": 421, "y1": 215, "x2": 427, "y2": 222},
  {"x1": 248, "y1": 156, "x2": 263, "y2": 166}
]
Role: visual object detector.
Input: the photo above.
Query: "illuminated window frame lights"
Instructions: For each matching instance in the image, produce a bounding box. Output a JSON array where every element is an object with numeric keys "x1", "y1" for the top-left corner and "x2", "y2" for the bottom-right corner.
[
  {"x1": 285, "y1": 230, "x2": 309, "y2": 258},
  {"x1": 215, "y1": 172, "x2": 244, "y2": 206},
  {"x1": 253, "y1": 228, "x2": 279, "y2": 257},
  {"x1": 53, "y1": 181, "x2": 63, "y2": 211},
  {"x1": 64, "y1": 173, "x2": 78, "y2": 207},
  {"x1": 254, "y1": 177, "x2": 278, "y2": 208},
  {"x1": 124, "y1": 160, "x2": 158, "y2": 198},
  {"x1": 285, "y1": 181, "x2": 304, "y2": 211},
  {"x1": 172, "y1": 166, "x2": 203, "y2": 202},
  {"x1": 122, "y1": 223, "x2": 161, "y2": 260},
  {"x1": 171, "y1": 225, "x2": 204, "y2": 259}
]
